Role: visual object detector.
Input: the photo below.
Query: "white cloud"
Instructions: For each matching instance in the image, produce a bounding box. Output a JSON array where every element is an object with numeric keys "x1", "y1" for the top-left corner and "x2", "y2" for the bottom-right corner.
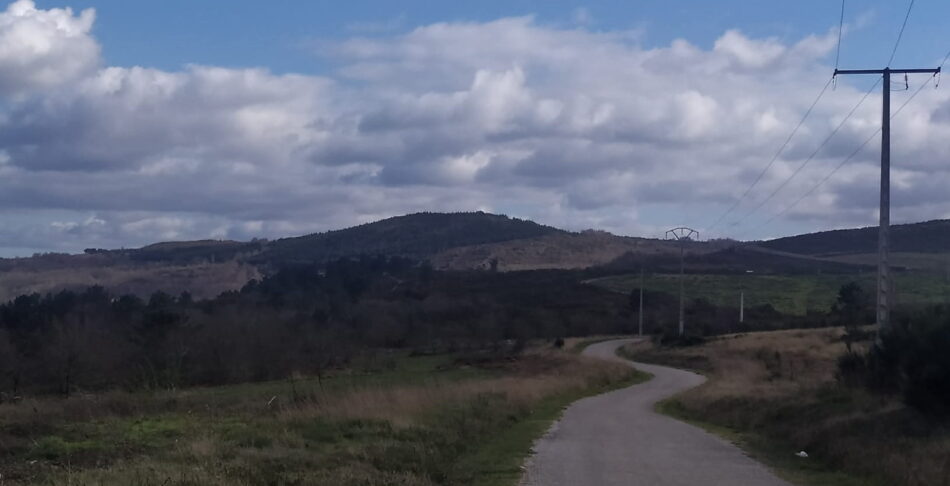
[
  {"x1": 0, "y1": 4, "x2": 948, "y2": 254},
  {"x1": 0, "y1": 0, "x2": 98, "y2": 96}
]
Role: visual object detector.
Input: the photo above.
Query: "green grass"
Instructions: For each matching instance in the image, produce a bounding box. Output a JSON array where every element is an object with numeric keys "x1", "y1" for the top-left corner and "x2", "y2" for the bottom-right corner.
[
  {"x1": 3, "y1": 349, "x2": 643, "y2": 486},
  {"x1": 590, "y1": 273, "x2": 950, "y2": 316},
  {"x1": 182, "y1": 353, "x2": 489, "y2": 406},
  {"x1": 2, "y1": 353, "x2": 493, "y2": 485}
]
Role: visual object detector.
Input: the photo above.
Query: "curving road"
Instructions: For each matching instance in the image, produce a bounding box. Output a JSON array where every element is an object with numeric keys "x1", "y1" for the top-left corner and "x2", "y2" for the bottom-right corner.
[{"x1": 520, "y1": 339, "x2": 791, "y2": 486}]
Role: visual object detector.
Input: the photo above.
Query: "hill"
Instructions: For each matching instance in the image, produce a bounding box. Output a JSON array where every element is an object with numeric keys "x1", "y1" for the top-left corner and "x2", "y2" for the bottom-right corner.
[
  {"x1": 3, "y1": 212, "x2": 936, "y2": 303},
  {"x1": 760, "y1": 219, "x2": 950, "y2": 256},
  {"x1": 255, "y1": 211, "x2": 564, "y2": 266},
  {"x1": 0, "y1": 212, "x2": 565, "y2": 301}
]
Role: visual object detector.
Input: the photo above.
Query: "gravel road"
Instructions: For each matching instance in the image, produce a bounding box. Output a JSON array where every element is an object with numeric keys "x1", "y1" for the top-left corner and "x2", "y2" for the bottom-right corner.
[{"x1": 520, "y1": 339, "x2": 791, "y2": 486}]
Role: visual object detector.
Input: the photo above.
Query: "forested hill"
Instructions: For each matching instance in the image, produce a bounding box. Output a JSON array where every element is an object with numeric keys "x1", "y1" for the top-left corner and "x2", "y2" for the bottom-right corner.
[
  {"x1": 255, "y1": 212, "x2": 566, "y2": 265},
  {"x1": 760, "y1": 219, "x2": 950, "y2": 256}
]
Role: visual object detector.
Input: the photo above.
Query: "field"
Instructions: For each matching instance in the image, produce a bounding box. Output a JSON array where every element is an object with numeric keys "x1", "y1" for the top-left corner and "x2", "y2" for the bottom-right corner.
[
  {"x1": 590, "y1": 272, "x2": 950, "y2": 316},
  {"x1": 825, "y1": 252, "x2": 950, "y2": 273},
  {"x1": 0, "y1": 260, "x2": 260, "y2": 302},
  {"x1": 622, "y1": 329, "x2": 950, "y2": 486},
  {"x1": 0, "y1": 348, "x2": 642, "y2": 486}
]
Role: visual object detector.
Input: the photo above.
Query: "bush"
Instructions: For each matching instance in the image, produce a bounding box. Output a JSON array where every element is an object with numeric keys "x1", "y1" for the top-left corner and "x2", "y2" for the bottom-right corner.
[
  {"x1": 839, "y1": 305, "x2": 950, "y2": 415},
  {"x1": 652, "y1": 329, "x2": 705, "y2": 347},
  {"x1": 885, "y1": 310, "x2": 950, "y2": 415},
  {"x1": 835, "y1": 351, "x2": 868, "y2": 388}
]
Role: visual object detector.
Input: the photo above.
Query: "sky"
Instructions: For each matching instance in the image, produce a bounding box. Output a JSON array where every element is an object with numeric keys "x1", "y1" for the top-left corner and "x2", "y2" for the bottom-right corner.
[{"x1": 0, "y1": 0, "x2": 948, "y2": 256}]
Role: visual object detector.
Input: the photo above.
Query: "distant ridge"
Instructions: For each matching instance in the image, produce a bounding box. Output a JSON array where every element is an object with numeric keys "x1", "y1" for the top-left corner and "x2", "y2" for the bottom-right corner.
[
  {"x1": 255, "y1": 211, "x2": 565, "y2": 265},
  {"x1": 760, "y1": 219, "x2": 950, "y2": 256}
]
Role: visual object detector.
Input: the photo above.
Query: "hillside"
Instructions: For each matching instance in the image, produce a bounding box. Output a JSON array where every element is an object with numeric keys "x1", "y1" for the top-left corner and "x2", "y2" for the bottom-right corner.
[
  {"x1": 0, "y1": 212, "x2": 565, "y2": 301},
  {"x1": 761, "y1": 219, "x2": 950, "y2": 256},
  {"x1": 430, "y1": 230, "x2": 684, "y2": 271},
  {"x1": 255, "y1": 211, "x2": 564, "y2": 266},
  {"x1": 0, "y1": 260, "x2": 261, "y2": 302}
]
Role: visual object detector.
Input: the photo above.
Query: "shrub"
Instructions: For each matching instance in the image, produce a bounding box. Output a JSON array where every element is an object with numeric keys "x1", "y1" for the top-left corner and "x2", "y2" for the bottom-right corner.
[
  {"x1": 652, "y1": 329, "x2": 705, "y2": 347},
  {"x1": 839, "y1": 305, "x2": 950, "y2": 415}
]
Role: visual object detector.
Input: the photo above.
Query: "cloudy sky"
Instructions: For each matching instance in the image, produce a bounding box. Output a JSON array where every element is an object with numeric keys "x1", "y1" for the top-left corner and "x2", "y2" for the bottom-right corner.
[{"x1": 0, "y1": 0, "x2": 948, "y2": 256}]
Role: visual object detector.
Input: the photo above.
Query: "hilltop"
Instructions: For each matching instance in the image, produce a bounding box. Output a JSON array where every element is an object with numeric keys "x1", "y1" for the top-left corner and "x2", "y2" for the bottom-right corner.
[{"x1": 257, "y1": 211, "x2": 564, "y2": 266}]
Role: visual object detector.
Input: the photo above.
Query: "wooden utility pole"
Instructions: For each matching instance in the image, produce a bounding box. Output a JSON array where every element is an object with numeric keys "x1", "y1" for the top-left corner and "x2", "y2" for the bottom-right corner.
[
  {"x1": 834, "y1": 66, "x2": 940, "y2": 336},
  {"x1": 666, "y1": 227, "x2": 699, "y2": 336},
  {"x1": 638, "y1": 268, "x2": 644, "y2": 336},
  {"x1": 739, "y1": 291, "x2": 745, "y2": 325}
]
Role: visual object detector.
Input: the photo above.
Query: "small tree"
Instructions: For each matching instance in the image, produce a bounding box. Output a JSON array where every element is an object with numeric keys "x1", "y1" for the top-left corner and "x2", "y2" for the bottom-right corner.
[
  {"x1": 832, "y1": 282, "x2": 874, "y2": 351},
  {"x1": 832, "y1": 282, "x2": 871, "y2": 326}
]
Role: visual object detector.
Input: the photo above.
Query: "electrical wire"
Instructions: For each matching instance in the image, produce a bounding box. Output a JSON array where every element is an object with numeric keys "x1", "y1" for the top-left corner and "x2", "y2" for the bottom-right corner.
[
  {"x1": 728, "y1": 77, "x2": 882, "y2": 228},
  {"x1": 744, "y1": 72, "x2": 938, "y2": 237},
  {"x1": 887, "y1": 0, "x2": 916, "y2": 66},
  {"x1": 703, "y1": 76, "x2": 834, "y2": 235}
]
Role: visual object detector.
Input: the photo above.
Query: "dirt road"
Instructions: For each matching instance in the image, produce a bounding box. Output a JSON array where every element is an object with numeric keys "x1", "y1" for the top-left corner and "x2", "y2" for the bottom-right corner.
[{"x1": 520, "y1": 339, "x2": 791, "y2": 485}]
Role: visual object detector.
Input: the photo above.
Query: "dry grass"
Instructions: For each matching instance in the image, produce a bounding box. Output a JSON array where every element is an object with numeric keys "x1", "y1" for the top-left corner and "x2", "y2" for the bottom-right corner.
[
  {"x1": 282, "y1": 352, "x2": 622, "y2": 425},
  {"x1": 0, "y1": 349, "x2": 634, "y2": 486},
  {"x1": 625, "y1": 328, "x2": 950, "y2": 486},
  {"x1": 0, "y1": 260, "x2": 260, "y2": 301}
]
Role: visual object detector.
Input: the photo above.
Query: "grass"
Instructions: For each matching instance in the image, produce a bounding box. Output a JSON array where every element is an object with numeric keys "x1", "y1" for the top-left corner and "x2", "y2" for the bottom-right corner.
[
  {"x1": 590, "y1": 273, "x2": 950, "y2": 316},
  {"x1": 0, "y1": 348, "x2": 639, "y2": 486},
  {"x1": 622, "y1": 328, "x2": 950, "y2": 486}
]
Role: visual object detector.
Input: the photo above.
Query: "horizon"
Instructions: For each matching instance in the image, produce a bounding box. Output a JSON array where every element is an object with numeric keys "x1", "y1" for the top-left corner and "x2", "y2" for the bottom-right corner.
[
  {"x1": 0, "y1": 1, "x2": 948, "y2": 256},
  {"x1": 9, "y1": 209, "x2": 950, "y2": 258}
]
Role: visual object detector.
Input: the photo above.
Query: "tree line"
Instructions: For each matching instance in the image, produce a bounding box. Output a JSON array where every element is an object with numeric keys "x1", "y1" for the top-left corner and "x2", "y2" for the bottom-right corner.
[{"x1": 0, "y1": 256, "x2": 636, "y2": 397}]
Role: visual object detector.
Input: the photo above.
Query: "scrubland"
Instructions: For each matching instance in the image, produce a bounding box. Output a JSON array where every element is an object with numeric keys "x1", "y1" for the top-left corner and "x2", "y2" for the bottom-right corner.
[
  {"x1": 0, "y1": 348, "x2": 640, "y2": 486},
  {"x1": 623, "y1": 328, "x2": 950, "y2": 486},
  {"x1": 0, "y1": 260, "x2": 259, "y2": 302}
]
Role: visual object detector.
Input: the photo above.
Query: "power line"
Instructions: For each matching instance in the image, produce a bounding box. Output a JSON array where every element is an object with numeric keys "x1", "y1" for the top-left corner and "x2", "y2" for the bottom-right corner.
[
  {"x1": 728, "y1": 77, "x2": 881, "y2": 229},
  {"x1": 748, "y1": 70, "x2": 939, "y2": 237},
  {"x1": 704, "y1": 76, "x2": 834, "y2": 235},
  {"x1": 887, "y1": 0, "x2": 916, "y2": 66},
  {"x1": 704, "y1": 2, "x2": 926, "y2": 239}
]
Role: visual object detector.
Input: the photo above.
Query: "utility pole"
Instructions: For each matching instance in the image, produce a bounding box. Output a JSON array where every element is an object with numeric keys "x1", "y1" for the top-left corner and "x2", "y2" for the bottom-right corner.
[
  {"x1": 834, "y1": 66, "x2": 940, "y2": 336},
  {"x1": 638, "y1": 267, "x2": 644, "y2": 336},
  {"x1": 666, "y1": 227, "x2": 699, "y2": 336},
  {"x1": 739, "y1": 291, "x2": 745, "y2": 325}
]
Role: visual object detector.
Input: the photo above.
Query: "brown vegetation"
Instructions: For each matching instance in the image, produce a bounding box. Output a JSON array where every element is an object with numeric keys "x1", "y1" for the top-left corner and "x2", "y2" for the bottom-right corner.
[
  {"x1": 0, "y1": 260, "x2": 260, "y2": 302},
  {"x1": 431, "y1": 231, "x2": 690, "y2": 271},
  {"x1": 625, "y1": 328, "x2": 950, "y2": 486}
]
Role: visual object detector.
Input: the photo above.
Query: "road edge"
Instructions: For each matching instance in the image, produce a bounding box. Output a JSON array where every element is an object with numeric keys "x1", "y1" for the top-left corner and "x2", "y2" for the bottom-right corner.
[{"x1": 614, "y1": 340, "x2": 884, "y2": 486}]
